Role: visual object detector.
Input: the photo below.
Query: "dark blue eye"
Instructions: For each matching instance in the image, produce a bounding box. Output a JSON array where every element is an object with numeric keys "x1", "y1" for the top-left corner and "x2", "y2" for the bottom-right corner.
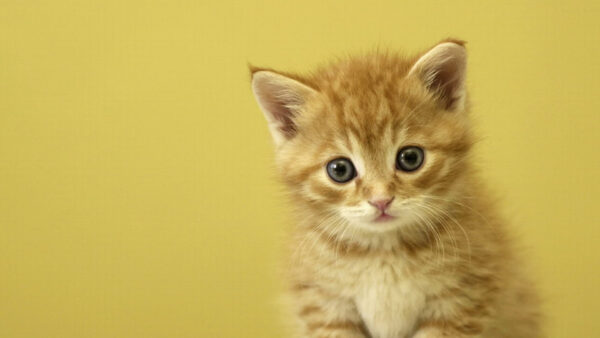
[
  {"x1": 326, "y1": 158, "x2": 356, "y2": 183},
  {"x1": 396, "y1": 146, "x2": 425, "y2": 172}
]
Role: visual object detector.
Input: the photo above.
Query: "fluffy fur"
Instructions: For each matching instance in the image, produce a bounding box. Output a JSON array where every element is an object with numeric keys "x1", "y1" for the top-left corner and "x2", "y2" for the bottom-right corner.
[{"x1": 250, "y1": 40, "x2": 541, "y2": 338}]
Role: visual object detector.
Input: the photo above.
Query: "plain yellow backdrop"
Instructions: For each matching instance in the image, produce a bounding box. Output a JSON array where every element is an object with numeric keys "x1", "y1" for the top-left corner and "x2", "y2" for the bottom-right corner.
[{"x1": 1, "y1": 1, "x2": 599, "y2": 337}]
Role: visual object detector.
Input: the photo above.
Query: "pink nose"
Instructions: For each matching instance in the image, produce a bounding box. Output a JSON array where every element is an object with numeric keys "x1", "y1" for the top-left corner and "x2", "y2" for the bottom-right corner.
[{"x1": 368, "y1": 197, "x2": 395, "y2": 212}]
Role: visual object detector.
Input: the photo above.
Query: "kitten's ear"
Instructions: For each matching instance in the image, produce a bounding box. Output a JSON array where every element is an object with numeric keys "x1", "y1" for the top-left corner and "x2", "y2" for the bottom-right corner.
[
  {"x1": 408, "y1": 40, "x2": 467, "y2": 111},
  {"x1": 251, "y1": 69, "x2": 317, "y2": 146}
]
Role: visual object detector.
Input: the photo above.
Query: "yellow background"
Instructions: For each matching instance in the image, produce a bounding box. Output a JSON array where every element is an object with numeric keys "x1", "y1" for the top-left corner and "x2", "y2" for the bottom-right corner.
[{"x1": 1, "y1": 1, "x2": 599, "y2": 337}]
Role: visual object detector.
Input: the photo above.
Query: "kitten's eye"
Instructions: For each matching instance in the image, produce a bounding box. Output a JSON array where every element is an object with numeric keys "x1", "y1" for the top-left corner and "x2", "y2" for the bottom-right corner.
[
  {"x1": 326, "y1": 158, "x2": 356, "y2": 183},
  {"x1": 396, "y1": 146, "x2": 425, "y2": 172}
]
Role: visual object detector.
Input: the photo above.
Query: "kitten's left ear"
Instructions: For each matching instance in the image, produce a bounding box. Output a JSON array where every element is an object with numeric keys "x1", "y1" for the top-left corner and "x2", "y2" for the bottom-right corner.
[
  {"x1": 251, "y1": 69, "x2": 317, "y2": 146},
  {"x1": 408, "y1": 40, "x2": 467, "y2": 111}
]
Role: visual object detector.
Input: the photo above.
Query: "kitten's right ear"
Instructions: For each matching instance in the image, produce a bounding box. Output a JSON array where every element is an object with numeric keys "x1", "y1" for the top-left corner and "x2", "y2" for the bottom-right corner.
[
  {"x1": 251, "y1": 69, "x2": 317, "y2": 146},
  {"x1": 408, "y1": 40, "x2": 467, "y2": 111}
]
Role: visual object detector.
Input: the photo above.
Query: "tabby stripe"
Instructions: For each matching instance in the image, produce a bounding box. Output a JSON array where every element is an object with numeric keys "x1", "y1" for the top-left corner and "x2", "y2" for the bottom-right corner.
[
  {"x1": 309, "y1": 181, "x2": 344, "y2": 203},
  {"x1": 412, "y1": 158, "x2": 446, "y2": 189},
  {"x1": 417, "y1": 320, "x2": 484, "y2": 335},
  {"x1": 307, "y1": 320, "x2": 362, "y2": 332},
  {"x1": 298, "y1": 305, "x2": 321, "y2": 317},
  {"x1": 316, "y1": 229, "x2": 370, "y2": 256}
]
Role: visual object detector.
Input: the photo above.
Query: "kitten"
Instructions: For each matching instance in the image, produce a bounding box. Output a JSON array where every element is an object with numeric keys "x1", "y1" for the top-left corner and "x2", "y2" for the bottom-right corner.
[{"x1": 250, "y1": 39, "x2": 541, "y2": 338}]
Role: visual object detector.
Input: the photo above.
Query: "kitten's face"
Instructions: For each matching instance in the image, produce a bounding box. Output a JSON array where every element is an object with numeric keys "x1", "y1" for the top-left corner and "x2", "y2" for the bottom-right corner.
[
  {"x1": 252, "y1": 41, "x2": 472, "y2": 235},
  {"x1": 279, "y1": 85, "x2": 471, "y2": 234}
]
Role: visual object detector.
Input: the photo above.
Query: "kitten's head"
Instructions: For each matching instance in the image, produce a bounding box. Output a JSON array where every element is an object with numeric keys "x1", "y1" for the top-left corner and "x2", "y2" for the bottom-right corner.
[{"x1": 251, "y1": 40, "x2": 474, "y2": 235}]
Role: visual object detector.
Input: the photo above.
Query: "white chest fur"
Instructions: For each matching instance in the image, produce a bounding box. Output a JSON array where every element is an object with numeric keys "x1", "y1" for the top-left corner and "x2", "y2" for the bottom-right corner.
[{"x1": 353, "y1": 258, "x2": 426, "y2": 338}]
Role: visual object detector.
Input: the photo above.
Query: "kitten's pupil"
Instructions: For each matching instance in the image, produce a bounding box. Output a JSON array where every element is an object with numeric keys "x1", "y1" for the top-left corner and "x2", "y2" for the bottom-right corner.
[
  {"x1": 333, "y1": 164, "x2": 346, "y2": 175},
  {"x1": 404, "y1": 152, "x2": 417, "y2": 164}
]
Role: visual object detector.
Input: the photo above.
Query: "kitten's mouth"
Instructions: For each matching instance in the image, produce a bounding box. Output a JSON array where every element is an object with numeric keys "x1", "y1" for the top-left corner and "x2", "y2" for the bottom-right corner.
[{"x1": 374, "y1": 212, "x2": 396, "y2": 222}]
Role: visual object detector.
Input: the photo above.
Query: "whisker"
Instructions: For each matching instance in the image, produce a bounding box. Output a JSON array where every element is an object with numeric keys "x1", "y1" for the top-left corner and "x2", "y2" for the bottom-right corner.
[
  {"x1": 411, "y1": 206, "x2": 445, "y2": 266},
  {"x1": 291, "y1": 210, "x2": 338, "y2": 262},
  {"x1": 418, "y1": 201, "x2": 462, "y2": 272},
  {"x1": 420, "y1": 199, "x2": 473, "y2": 267}
]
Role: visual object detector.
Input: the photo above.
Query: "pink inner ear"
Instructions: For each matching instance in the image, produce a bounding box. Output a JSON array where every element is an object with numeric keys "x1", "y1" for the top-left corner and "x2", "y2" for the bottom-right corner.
[
  {"x1": 428, "y1": 61, "x2": 463, "y2": 110},
  {"x1": 263, "y1": 96, "x2": 297, "y2": 138},
  {"x1": 252, "y1": 70, "x2": 318, "y2": 143},
  {"x1": 253, "y1": 73, "x2": 309, "y2": 140},
  {"x1": 411, "y1": 42, "x2": 467, "y2": 111}
]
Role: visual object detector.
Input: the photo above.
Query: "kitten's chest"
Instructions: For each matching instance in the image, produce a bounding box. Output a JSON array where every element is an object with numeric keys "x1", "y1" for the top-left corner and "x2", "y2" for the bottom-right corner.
[{"x1": 353, "y1": 258, "x2": 426, "y2": 338}]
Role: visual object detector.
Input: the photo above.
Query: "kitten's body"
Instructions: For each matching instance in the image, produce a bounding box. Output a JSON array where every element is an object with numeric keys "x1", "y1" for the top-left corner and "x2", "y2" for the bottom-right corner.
[
  {"x1": 251, "y1": 40, "x2": 541, "y2": 338},
  {"x1": 286, "y1": 180, "x2": 539, "y2": 338}
]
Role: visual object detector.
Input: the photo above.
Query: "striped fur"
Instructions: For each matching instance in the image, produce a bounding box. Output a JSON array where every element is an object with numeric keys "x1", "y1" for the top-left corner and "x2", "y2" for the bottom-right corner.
[{"x1": 251, "y1": 40, "x2": 541, "y2": 338}]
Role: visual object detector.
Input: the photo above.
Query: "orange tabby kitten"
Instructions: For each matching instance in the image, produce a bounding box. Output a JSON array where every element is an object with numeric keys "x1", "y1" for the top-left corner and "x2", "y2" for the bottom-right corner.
[{"x1": 250, "y1": 40, "x2": 541, "y2": 338}]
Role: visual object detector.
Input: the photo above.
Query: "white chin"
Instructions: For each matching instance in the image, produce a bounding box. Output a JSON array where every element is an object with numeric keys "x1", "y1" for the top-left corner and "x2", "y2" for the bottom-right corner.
[{"x1": 350, "y1": 217, "x2": 408, "y2": 233}]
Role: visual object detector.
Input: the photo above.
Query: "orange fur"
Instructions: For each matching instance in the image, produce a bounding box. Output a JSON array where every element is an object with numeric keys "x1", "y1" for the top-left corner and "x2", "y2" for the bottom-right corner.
[{"x1": 251, "y1": 40, "x2": 541, "y2": 338}]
